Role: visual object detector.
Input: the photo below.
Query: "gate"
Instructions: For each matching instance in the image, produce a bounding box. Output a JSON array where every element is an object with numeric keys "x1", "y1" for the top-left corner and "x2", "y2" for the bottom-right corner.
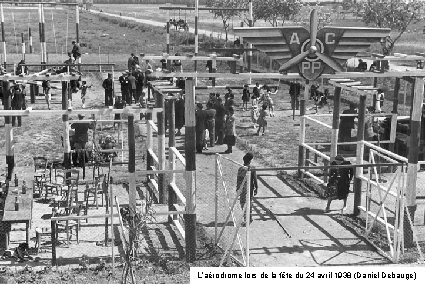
[{"x1": 214, "y1": 154, "x2": 251, "y2": 266}]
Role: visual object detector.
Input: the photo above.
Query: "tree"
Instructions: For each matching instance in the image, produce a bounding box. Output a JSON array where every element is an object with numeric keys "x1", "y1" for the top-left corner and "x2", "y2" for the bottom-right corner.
[
  {"x1": 291, "y1": 3, "x2": 334, "y2": 30},
  {"x1": 249, "y1": 0, "x2": 302, "y2": 27},
  {"x1": 355, "y1": 0, "x2": 424, "y2": 55},
  {"x1": 206, "y1": 0, "x2": 242, "y2": 42}
]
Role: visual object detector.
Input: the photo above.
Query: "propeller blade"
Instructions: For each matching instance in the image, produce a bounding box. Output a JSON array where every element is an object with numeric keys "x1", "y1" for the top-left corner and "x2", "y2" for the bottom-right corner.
[
  {"x1": 279, "y1": 50, "x2": 309, "y2": 72},
  {"x1": 310, "y1": 9, "x2": 318, "y2": 48},
  {"x1": 316, "y1": 53, "x2": 344, "y2": 72}
]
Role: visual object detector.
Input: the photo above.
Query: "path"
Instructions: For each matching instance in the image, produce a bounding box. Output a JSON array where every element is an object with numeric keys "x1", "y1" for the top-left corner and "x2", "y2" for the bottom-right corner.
[{"x1": 88, "y1": 9, "x2": 237, "y2": 41}]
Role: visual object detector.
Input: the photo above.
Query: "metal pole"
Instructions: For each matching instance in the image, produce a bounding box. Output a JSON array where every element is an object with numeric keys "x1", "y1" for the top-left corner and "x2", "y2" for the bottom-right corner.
[
  {"x1": 166, "y1": 21, "x2": 170, "y2": 70},
  {"x1": 245, "y1": 169, "x2": 251, "y2": 267},
  {"x1": 184, "y1": 78, "x2": 196, "y2": 262}
]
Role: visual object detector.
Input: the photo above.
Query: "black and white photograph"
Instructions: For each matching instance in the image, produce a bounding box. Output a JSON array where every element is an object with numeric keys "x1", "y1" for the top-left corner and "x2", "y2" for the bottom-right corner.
[{"x1": 0, "y1": 0, "x2": 424, "y2": 283}]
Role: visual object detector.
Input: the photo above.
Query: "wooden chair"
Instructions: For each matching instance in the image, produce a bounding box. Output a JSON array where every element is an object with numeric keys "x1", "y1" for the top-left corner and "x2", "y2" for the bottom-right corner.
[
  {"x1": 43, "y1": 164, "x2": 65, "y2": 200},
  {"x1": 84, "y1": 174, "x2": 105, "y2": 211},
  {"x1": 52, "y1": 169, "x2": 79, "y2": 210},
  {"x1": 53, "y1": 205, "x2": 80, "y2": 244},
  {"x1": 33, "y1": 157, "x2": 48, "y2": 196}
]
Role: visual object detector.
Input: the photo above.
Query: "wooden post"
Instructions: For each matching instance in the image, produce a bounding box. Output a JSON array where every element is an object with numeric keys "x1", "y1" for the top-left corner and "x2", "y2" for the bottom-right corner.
[
  {"x1": 76, "y1": 5, "x2": 81, "y2": 66},
  {"x1": 28, "y1": 27, "x2": 32, "y2": 54},
  {"x1": 167, "y1": 98, "x2": 177, "y2": 223},
  {"x1": 146, "y1": 109, "x2": 153, "y2": 174},
  {"x1": 30, "y1": 84, "x2": 36, "y2": 104},
  {"x1": 128, "y1": 115, "x2": 136, "y2": 216},
  {"x1": 323, "y1": 159, "x2": 329, "y2": 184},
  {"x1": 166, "y1": 21, "x2": 171, "y2": 70},
  {"x1": 194, "y1": 0, "x2": 199, "y2": 78},
  {"x1": 3, "y1": 81, "x2": 13, "y2": 180},
  {"x1": 21, "y1": 33, "x2": 25, "y2": 61},
  {"x1": 211, "y1": 58, "x2": 216, "y2": 87},
  {"x1": 247, "y1": 0, "x2": 253, "y2": 84},
  {"x1": 40, "y1": 4, "x2": 46, "y2": 66},
  {"x1": 51, "y1": 219, "x2": 56, "y2": 266},
  {"x1": 389, "y1": 78, "x2": 400, "y2": 153},
  {"x1": 404, "y1": 77, "x2": 424, "y2": 247},
  {"x1": 61, "y1": 81, "x2": 68, "y2": 110},
  {"x1": 372, "y1": 77, "x2": 378, "y2": 110},
  {"x1": 62, "y1": 114, "x2": 71, "y2": 174},
  {"x1": 331, "y1": 86, "x2": 341, "y2": 160},
  {"x1": 353, "y1": 94, "x2": 366, "y2": 216},
  {"x1": 156, "y1": 91, "x2": 166, "y2": 204},
  {"x1": 1, "y1": 4, "x2": 6, "y2": 70},
  {"x1": 240, "y1": 22, "x2": 244, "y2": 74},
  {"x1": 184, "y1": 78, "x2": 196, "y2": 262},
  {"x1": 298, "y1": 81, "x2": 309, "y2": 178}
]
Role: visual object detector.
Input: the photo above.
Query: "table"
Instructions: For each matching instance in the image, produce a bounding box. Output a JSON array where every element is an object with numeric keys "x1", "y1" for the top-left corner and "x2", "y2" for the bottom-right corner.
[{"x1": 1, "y1": 186, "x2": 33, "y2": 249}]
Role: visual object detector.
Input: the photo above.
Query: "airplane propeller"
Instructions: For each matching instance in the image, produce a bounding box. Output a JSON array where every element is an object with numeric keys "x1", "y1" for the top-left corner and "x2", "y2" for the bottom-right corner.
[{"x1": 279, "y1": 9, "x2": 343, "y2": 73}]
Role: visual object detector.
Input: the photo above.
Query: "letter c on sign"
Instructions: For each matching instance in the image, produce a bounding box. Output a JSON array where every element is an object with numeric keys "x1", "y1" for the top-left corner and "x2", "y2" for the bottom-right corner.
[{"x1": 325, "y1": 33, "x2": 335, "y2": 44}]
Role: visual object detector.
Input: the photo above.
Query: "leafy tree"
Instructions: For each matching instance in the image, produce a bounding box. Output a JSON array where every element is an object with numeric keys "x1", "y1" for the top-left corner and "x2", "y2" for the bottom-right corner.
[
  {"x1": 206, "y1": 0, "x2": 242, "y2": 41},
  {"x1": 355, "y1": 0, "x2": 424, "y2": 55},
  {"x1": 250, "y1": 0, "x2": 302, "y2": 26},
  {"x1": 292, "y1": 3, "x2": 333, "y2": 29}
]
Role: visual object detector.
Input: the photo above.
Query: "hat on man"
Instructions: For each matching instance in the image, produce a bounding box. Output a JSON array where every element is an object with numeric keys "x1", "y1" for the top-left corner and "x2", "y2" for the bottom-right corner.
[
  {"x1": 78, "y1": 114, "x2": 85, "y2": 119},
  {"x1": 335, "y1": 155, "x2": 345, "y2": 163}
]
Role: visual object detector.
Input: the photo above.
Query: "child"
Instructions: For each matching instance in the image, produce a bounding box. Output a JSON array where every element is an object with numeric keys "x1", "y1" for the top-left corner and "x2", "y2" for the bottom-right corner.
[
  {"x1": 80, "y1": 81, "x2": 92, "y2": 109},
  {"x1": 250, "y1": 102, "x2": 259, "y2": 129},
  {"x1": 203, "y1": 129, "x2": 210, "y2": 150},
  {"x1": 139, "y1": 91, "x2": 147, "y2": 108},
  {"x1": 241, "y1": 84, "x2": 250, "y2": 111},
  {"x1": 266, "y1": 87, "x2": 278, "y2": 116},
  {"x1": 42, "y1": 80, "x2": 51, "y2": 110},
  {"x1": 256, "y1": 104, "x2": 268, "y2": 136},
  {"x1": 236, "y1": 153, "x2": 258, "y2": 224}
]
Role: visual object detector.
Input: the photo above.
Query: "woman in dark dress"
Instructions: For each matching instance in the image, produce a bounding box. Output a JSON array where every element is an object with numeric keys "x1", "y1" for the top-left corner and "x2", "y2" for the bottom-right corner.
[
  {"x1": 175, "y1": 93, "x2": 185, "y2": 135},
  {"x1": 325, "y1": 155, "x2": 354, "y2": 213}
]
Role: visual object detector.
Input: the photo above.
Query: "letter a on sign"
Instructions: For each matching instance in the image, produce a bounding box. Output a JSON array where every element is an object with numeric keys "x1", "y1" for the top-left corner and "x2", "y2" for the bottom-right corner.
[{"x1": 289, "y1": 33, "x2": 300, "y2": 44}]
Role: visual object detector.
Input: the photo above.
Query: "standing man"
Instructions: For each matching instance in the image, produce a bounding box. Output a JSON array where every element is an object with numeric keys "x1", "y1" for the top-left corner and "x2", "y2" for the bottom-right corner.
[
  {"x1": 214, "y1": 97, "x2": 226, "y2": 145},
  {"x1": 135, "y1": 70, "x2": 144, "y2": 104},
  {"x1": 338, "y1": 103, "x2": 357, "y2": 151},
  {"x1": 127, "y1": 72, "x2": 136, "y2": 105},
  {"x1": 204, "y1": 102, "x2": 216, "y2": 147},
  {"x1": 102, "y1": 73, "x2": 114, "y2": 107},
  {"x1": 289, "y1": 81, "x2": 301, "y2": 111},
  {"x1": 71, "y1": 41, "x2": 81, "y2": 62},
  {"x1": 237, "y1": 153, "x2": 258, "y2": 224},
  {"x1": 71, "y1": 114, "x2": 94, "y2": 167},
  {"x1": 11, "y1": 84, "x2": 27, "y2": 127},
  {"x1": 119, "y1": 72, "x2": 129, "y2": 105},
  {"x1": 128, "y1": 53, "x2": 136, "y2": 73}
]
